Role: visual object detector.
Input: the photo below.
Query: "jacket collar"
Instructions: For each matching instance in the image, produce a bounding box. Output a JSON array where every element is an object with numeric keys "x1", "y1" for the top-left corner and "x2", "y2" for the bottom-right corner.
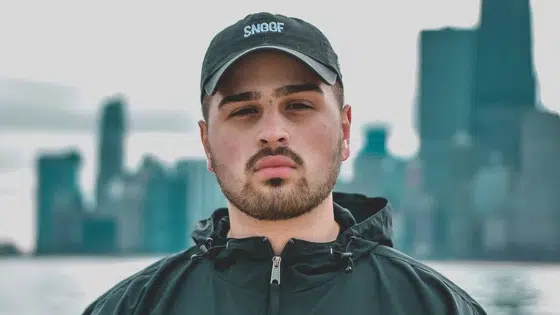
[
  {"x1": 189, "y1": 192, "x2": 394, "y2": 290},
  {"x1": 190, "y1": 191, "x2": 394, "y2": 258}
]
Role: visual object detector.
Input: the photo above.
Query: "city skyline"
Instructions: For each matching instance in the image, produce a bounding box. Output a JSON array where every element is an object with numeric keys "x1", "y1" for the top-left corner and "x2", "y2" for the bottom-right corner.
[{"x1": 1, "y1": 1, "x2": 560, "y2": 252}]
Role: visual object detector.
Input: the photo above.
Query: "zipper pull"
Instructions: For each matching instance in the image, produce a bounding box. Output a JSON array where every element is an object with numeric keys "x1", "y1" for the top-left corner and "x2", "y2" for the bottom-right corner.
[
  {"x1": 269, "y1": 256, "x2": 282, "y2": 315},
  {"x1": 270, "y1": 256, "x2": 282, "y2": 285}
]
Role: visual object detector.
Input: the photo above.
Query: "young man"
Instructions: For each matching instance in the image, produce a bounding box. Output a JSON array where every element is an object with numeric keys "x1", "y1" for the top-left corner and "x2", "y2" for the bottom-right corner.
[{"x1": 82, "y1": 12, "x2": 487, "y2": 315}]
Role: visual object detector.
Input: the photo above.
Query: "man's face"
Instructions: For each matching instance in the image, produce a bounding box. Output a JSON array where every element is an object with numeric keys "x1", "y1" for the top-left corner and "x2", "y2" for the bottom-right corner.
[{"x1": 199, "y1": 50, "x2": 352, "y2": 221}]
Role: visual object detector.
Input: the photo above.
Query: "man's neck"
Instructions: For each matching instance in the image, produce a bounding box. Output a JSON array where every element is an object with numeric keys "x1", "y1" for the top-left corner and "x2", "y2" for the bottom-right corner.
[{"x1": 226, "y1": 194, "x2": 340, "y2": 255}]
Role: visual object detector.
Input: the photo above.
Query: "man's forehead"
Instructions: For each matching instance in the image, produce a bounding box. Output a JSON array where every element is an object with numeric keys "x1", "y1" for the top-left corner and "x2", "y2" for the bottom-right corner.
[{"x1": 217, "y1": 78, "x2": 324, "y2": 96}]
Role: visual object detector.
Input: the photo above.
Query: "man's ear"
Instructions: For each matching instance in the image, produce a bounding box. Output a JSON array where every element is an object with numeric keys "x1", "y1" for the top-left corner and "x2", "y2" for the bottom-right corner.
[
  {"x1": 198, "y1": 120, "x2": 214, "y2": 173},
  {"x1": 341, "y1": 104, "x2": 352, "y2": 161}
]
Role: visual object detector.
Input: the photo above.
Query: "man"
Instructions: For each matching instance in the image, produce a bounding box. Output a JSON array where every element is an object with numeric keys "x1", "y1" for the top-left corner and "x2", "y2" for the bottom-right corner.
[{"x1": 82, "y1": 12, "x2": 487, "y2": 315}]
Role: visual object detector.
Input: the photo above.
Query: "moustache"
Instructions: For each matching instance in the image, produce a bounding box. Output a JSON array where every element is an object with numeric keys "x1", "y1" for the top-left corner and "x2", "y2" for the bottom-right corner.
[{"x1": 245, "y1": 146, "x2": 304, "y2": 172}]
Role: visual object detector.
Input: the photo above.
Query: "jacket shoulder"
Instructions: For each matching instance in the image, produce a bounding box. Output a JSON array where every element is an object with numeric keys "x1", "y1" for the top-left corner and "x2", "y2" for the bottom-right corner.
[
  {"x1": 81, "y1": 246, "x2": 200, "y2": 315},
  {"x1": 370, "y1": 245, "x2": 487, "y2": 315}
]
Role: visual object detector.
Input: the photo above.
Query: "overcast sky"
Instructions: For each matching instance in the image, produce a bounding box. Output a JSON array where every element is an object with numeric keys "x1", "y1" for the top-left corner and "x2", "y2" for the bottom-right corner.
[{"x1": 0, "y1": 0, "x2": 558, "y2": 252}]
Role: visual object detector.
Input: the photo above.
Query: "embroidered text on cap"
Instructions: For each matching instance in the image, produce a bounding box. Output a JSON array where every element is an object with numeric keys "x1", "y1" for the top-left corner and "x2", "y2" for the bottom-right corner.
[{"x1": 243, "y1": 21, "x2": 285, "y2": 38}]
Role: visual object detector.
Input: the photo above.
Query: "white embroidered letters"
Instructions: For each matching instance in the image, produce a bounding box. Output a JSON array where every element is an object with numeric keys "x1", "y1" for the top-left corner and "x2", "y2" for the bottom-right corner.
[{"x1": 243, "y1": 21, "x2": 285, "y2": 38}]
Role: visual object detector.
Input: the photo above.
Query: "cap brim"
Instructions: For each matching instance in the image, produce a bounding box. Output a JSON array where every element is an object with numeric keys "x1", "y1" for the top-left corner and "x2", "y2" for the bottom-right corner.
[{"x1": 203, "y1": 46, "x2": 338, "y2": 96}]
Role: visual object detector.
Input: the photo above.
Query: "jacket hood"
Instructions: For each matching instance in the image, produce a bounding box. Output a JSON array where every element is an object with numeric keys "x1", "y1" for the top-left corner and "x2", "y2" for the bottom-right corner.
[
  {"x1": 331, "y1": 191, "x2": 394, "y2": 247},
  {"x1": 191, "y1": 191, "x2": 393, "y2": 257},
  {"x1": 188, "y1": 192, "x2": 393, "y2": 292}
]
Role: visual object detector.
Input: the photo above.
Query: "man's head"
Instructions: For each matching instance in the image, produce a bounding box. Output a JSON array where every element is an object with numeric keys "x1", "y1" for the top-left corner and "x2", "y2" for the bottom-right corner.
[{"x1": 198, "y1": 12, "x2": 352, "y2": 221}]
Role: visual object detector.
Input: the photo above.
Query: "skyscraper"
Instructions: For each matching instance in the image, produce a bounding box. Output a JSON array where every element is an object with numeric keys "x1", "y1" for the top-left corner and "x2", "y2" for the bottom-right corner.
[
  {"x1": 95, "y1": 96, "x2": 127, "y2": 206},
  {"x1": 35, "y1": 150, "x2": 83, "y2": 254},
  {"x1": 416, "y1": 28, "x2": 476, "y2": 196},
  {"x1": 417, "y1": 28, "x2": 476, "y2": 143},
  {"x1": 471, "y1": 0, "x2": 537, "y2": 171},
  {"x1": 473, "y1": 0, "x2": 536, "y2": 106}
]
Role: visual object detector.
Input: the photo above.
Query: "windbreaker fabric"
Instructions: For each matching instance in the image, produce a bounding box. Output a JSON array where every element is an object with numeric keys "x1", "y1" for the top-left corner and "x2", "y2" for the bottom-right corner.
[{"x1": 82, "y1": 192, "x2": 487, "y2": 315}]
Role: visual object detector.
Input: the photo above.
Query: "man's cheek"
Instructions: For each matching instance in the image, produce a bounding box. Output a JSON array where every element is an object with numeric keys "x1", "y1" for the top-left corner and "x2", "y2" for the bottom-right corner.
[{"x1": 215, "y1": 139, "x2": 244, "y2": 165}]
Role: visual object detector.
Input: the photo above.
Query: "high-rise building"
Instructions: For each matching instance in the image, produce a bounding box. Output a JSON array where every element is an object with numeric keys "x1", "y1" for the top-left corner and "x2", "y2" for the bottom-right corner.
[
  {"x1": 471, "y1": 0, "x2": 537, "y2": 171},
  {"x1": 177, "y1": 158, "x2": 227, "y2": 246},
  {"x1": 360, "y1": 126, "x2": 390, "y2": 157},
  {"x1": 351, "y1": 125, "x2": 406, "y2": 207},
  {"x1": 473, "y1": 0, "x2": 536, "y2": 107},
  {"x1": 167, "y1": 161, "x2": 189, "y2": 252},
  {"x1": 416, "y1": 28, "x2": 476, "y2": 196},
  {"x1": 140, "y1": 156, "x2": 171, "y2": 253},
  {"x1": 417, "y1": 28, "x2": 476, "y2": 143},
  {"x1": 35, "y1": 149, "x2": 83, "y2": 254},
  {"x1": 509, "y1": 110, "x2": 560, "y2": 260},
  {"x1": 95, "y1": 96, "x2": 127, "y2": 206},
  {"x1": 103, "y1": 171, "x2": 146, "y2": 254}
]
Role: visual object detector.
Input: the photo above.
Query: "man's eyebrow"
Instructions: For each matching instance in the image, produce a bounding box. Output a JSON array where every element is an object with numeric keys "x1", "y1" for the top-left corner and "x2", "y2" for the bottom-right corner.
[
  {"x1": 218, "y1": 91, "x2": 261, "y2": 109},
  {"x1": 272, "y1": 83, "x2": 323, "y2": 98},
  {"x1": 217, "y1": 83, "x2": 322, "y2": 109}
]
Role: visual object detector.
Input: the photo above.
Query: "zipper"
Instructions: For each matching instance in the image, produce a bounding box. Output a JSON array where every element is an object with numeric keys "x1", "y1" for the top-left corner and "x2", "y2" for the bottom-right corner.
[{"x1": 268, "y1": 255, "x2": 281, "y2": 315}]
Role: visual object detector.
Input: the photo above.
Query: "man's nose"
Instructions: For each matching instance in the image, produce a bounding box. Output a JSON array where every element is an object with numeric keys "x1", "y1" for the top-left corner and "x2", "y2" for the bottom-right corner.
[{"x1": 257, "y1": 113, "x2": 290, "y2": 147}]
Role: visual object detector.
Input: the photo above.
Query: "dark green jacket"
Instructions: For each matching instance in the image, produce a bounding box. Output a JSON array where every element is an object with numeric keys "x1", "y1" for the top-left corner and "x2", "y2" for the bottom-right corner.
[{"x1": 82, "y1": 192, "x2": 487, "y2": 315}]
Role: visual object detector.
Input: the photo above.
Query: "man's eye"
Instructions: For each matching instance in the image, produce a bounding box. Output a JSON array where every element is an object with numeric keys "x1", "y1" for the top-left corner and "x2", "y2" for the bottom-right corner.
[
  {"x1": 287, "y1": 103, "x2": 312, "y2": 110},
  {"x1": 231, "y1": 107, "x2": 258, "y2": 117}
]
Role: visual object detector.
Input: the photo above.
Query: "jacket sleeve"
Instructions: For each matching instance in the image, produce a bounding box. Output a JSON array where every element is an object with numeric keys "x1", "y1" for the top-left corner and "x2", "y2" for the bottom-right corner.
[
  {"x1": 81, "y1": 289, "x2": 125, "y2": 315},
  {"x1": 411, "y1": 267, "x2": 488, "y2": 315},
  {"x1": 444, "y1": 294, "x2": 487, "y2": 315},
  {"x1": 80, "y1": 257, "x2": 173, "y2": 314},
  {"x1": 80, "y1": 276, "x2": 149, "y2": 315},
  {"x1": 80, "y1": 249, "x2": 199, "y2": 315},
  {"x1": 371, "y1": 247, "x2": 488, "y2": 315},
  {"x1": 402, "y1": 264, "x2": 488, "y2": 315}
]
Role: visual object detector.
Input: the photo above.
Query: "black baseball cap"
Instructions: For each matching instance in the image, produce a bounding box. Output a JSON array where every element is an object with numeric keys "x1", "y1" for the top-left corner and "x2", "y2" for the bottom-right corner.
[{"x1": 200, "y1": 12, "x2": 343, "y2": 101}]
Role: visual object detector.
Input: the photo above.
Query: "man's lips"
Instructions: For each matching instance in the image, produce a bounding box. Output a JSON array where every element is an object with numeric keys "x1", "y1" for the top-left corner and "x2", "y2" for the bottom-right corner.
[{"x1": 254, "y1": 155, "x2": 297, "y2": 171}]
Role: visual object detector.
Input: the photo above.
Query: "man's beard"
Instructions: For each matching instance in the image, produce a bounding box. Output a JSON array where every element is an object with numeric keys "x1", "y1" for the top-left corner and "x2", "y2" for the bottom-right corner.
[{"x1": 209, "y1": 138, "x2": 343, "y2": 221}]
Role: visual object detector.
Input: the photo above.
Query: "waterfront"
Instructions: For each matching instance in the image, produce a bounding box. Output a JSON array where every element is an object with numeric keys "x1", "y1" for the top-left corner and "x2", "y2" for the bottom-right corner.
[{"x1": 0, "y1": 257, "x2": 558, "y2": 315}]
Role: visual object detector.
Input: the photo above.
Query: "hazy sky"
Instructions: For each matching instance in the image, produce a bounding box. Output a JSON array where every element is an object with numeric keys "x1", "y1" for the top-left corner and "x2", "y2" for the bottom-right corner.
[{"x1": 0, "y1": 1, "x2": 558, "y2": 252}]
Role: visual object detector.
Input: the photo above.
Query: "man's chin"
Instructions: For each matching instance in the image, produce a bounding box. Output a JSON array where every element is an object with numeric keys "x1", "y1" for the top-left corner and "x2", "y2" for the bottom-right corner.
[
  {"x1": 249, "y1": 176, "x2": 296, "y2": 189},
  {"x1": 264, "y1": 177, "x2": 288, "y2": 187},
  {"x1": 250, "y1": 181, "x2": 303, "y2": 201}
]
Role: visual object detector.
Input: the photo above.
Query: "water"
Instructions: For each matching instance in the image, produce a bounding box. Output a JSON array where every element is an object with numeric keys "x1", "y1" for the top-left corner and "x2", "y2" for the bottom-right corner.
[{"x1": 0, "y1": 257, "x2": 558, "y2": 315}]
